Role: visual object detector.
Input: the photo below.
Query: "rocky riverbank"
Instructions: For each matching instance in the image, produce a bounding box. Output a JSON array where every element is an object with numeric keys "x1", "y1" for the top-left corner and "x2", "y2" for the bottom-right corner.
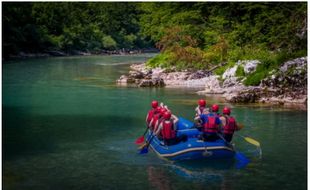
[
  {"x1": 117, "y1": 57, "x2": 307, "y2": 108},
  {"x1": 117, "y1": 63, "x2": 210, "y2": 87}
]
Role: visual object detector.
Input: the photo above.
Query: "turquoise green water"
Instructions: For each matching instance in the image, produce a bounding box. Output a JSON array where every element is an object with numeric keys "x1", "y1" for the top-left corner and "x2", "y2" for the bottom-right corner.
[{"x1": 3, "y1": 55, "x2": 307, "y2": 190}]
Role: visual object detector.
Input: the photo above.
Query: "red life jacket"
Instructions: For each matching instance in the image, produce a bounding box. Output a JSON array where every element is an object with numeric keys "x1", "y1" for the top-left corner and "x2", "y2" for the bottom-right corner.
[
  {"x1": 161, "y1": 120, "x2": 176, "y2": 140},
  {"x1": 203, "y1": 115, "x2": 218, "y2": 133},
  {"x1": 146, "y1": 109, "x2": 156, "y2": 124},
  {"x1": 223, "y1": 116, "x2": 236, "y2": 135},
  {"x1": 150, "y1": 113, "x2": 161, "y2": 130}
]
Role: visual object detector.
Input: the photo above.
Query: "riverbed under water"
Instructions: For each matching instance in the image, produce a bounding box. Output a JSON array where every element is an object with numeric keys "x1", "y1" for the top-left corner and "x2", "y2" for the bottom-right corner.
[{"x1": 2, "y1": 54, "x2": 307, "y2": 190}]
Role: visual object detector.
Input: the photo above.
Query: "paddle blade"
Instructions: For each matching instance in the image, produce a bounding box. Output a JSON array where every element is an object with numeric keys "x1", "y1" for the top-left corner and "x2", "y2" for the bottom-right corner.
[
  {"x1": 244, "y1": 137, "x2": 260, "y2": 147},
  {"x1": 139, "y1": 147, "x2": 149, "y2": 154},
  {"x1": 235, "y1": 152, "x2": 250, "y2": 169},
  {"x1": 135, "y1": 136, "x2": 145, "y2": 145}
]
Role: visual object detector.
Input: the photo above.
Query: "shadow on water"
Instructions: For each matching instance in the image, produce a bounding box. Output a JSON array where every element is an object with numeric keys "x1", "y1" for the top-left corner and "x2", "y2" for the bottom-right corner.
[{"x1": 3, "y1": 105, "x2": 142, "y2": 161}]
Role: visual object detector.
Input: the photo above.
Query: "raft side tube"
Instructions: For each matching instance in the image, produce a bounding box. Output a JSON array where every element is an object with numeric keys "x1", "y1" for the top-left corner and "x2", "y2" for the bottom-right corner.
[
  {"x1": 177, "y1": 117, "x2": 195, "y2": 130},
  {"x1": 149, "y1": 134, "x2": 235, "y2": 161},
  {"x1": 177, "y1": 128, "x2": 201, "y2": 138}
]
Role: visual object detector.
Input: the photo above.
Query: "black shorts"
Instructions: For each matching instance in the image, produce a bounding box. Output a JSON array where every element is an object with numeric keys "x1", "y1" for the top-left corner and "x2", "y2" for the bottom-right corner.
[{"x1": 223, "y1": 134, "x2": 233, "y2": 142}]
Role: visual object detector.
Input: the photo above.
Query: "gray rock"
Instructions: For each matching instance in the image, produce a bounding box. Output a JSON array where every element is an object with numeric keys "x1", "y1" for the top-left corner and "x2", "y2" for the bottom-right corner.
[
  {"x1": 117, "y1": 75, "x2": 129, "y2": 84},
  {"x1": 222, "y1": 66, "x2": 238, "y2": 79},
  {"x1": 228, "y1": 87, "x2": 262, "y2": 103},
  {"x1": 138, "y1": 79, "x2": 153, "y2": 87},
  {"x1": 280, "y1": 57, "x2": 307, "y2": 72},
  {"x1": 187, "y1": 70, "x2": 207, "y2": 80},
  {"x1": 243, "y1": 60, "x2": 261, "y2": 74},
  {"x1": 223, "y1": 77, "x2": 242, "y2": 88},
  {"x1": 129, "y1": 70, "x2": 145, "y2": 79},
  {"x1": 152, "y1": 78, "x2": 165, "y2": 87},
  {"x1": 138, "y1": 78, "x2": 165, "y2": 87}
]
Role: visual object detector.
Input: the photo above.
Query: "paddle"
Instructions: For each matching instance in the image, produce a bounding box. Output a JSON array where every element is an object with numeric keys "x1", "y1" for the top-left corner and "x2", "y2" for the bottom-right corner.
[
  {"x1": 139, "y1": 133, "x2": 156, "y2": 154},
  {"x1": 135, "y1": 126, "x2": 149, "y2": 145},
  {"x1": 217, "y1": 133, "x2": 250, "y2": 167},
  {"x1": 235, "y1": 133, "x2": 260, "y2": 147},
  {"x1": 239, "y1": 118, "x2": 261, "y2": 145}
]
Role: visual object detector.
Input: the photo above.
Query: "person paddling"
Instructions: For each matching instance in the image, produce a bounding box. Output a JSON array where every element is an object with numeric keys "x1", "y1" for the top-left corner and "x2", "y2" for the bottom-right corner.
[
  {"x1": 199, "y1": 104, "x2": 221, "y2": 142},
  {"x1": 149, "y1": 107, "x2": 164, "y2": 131},
  {"x1": 194, "y1": 99, "x2": 209, "y2": 128},
  {"x1": 155, "y1": 111, "x2": 187, "y2": 146},
  {"x1": 146, "y1": 101, "x2": 159, "y2": 127},
  {"x1": 153, "y1": 107, "x2": 167, "y2": 133},
  {"x1": 195, "y1": 99, "x2": 209, "y2": 117},
  {"x1": 136, "y1": 101, "x2": 163, "y2": 145},
  {"x1": 219, "y1": 107, "x2": 239, "y2": 142}
]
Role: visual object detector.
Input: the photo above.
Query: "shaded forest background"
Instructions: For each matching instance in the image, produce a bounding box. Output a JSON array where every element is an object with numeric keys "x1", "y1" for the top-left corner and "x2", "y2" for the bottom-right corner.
[{"x1": 3, "y1": 2, "x2": 307, "y2": 70}]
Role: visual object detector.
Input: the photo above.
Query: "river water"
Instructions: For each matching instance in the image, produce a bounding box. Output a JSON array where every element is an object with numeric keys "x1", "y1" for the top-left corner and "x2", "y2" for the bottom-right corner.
[{"x1": 2, "y1": 54, "x2": 307, "y2": 190}]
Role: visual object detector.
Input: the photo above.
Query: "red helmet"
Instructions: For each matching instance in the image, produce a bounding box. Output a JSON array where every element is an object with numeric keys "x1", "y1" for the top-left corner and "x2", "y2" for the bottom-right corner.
[
  {"x1": 163, "y1": 111, "x2": 171, "y2": 119},
  {"x1": 156, "y1": 107, "x2": 162, "y2": 113},
  {"x1": 198, "y1": 99, "x2": 206, "y2": 107},
  {"x1": 151, "y1": 101, "x2": 158, "y2": 108},
  {"x1": 160, "y1": 108, "x2": 167, "y2": 114},
  {"x1": 211, "y1": 104, "x2": 219, "y2": 112},
  {"x1": 223, "y1": 107, "x2": 231, "y2": 115}
]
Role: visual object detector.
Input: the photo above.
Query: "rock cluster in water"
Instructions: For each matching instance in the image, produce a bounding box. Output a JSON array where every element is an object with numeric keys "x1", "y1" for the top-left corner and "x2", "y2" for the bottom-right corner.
[
  {"x1": 117, "y1": 64, "x2": 209, "y2": 87},
  {"x1": 116, "y1": 57, "x2": 307, "y2": 106},
  {"x1": 117, "y1": 65, "x2": 165, "y2": 87}
]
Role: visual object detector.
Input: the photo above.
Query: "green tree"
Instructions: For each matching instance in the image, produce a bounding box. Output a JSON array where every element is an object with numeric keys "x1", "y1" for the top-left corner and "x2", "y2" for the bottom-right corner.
[{"x1": 102, "y1": 35, "x2": 117, "y2": 50}]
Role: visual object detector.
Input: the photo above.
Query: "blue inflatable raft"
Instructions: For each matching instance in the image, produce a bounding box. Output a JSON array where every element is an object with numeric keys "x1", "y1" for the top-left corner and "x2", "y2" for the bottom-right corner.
[{"x1": 147, "y1": 117, "x2": 235, "y2": 161}]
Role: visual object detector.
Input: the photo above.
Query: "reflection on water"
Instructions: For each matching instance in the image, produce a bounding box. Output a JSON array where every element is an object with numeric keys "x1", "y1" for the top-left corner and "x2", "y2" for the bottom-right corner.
[{"x1": 147, "y1": 160, "x2": 236, "y2": 190}]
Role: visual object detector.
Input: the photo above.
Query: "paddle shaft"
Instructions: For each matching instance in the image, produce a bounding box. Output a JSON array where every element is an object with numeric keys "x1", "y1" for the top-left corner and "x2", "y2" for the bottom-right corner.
[
  {"x1": 217, "y1": 133, "x2": 250, "y2": 165},
  {"x1": 142, "y1": 125, "x2": 149, "y2": 137},
  {"x1": 140, "y1": 130, "x2": 155, "y2": 149},
  {"x1": 145, "y1": 133, "x2": 156, "y2": 148},
  {"x1": 139, "y1": 133, "x2": 156, "y2": 154},
  {"x1": 217, "y1": 133, "x2": 234, "y2": 149},
  {"x1": 135, "y1": 124, "x2": 150, "y2": 143}
]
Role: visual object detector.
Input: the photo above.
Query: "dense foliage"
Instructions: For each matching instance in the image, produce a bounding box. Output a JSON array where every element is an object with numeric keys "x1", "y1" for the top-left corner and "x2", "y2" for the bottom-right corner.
[
  {"x1": 141, "y1": 2, "x2": 307, "y2": 71},
  {"x1": 3, "y1": 2, "x2": 152, "y2": 57},
  {"x1": 3, "y1": 2, "x2": 307, "y2": 80}
]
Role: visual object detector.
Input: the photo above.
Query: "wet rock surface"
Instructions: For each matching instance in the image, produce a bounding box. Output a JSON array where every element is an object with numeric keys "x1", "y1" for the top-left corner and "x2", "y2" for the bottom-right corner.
[{"x1": 138, "y1": 78, "x2": 165, "y2": 87}]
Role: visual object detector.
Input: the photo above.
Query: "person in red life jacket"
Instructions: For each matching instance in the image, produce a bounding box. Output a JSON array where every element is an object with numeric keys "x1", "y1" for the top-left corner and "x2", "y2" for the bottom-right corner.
[
  {"x1": 155, "y1": 111, "x2": 187, "y2": 146},
  {"x1": 153, "y1": 107, "x2": 167, "y2": 133},
  {"x1": 149, "y1": 100, "x2": 171, "y2": 128},
  {"x1": 149, "y1": 107, "x2": 162, "y2": 131},
  {"x1": 219, "y1": 107, "x2": 239, "y2": 142},
  {"x1": 211, "y1": 104, "x2": 219, "y2": 115},
  {"x1": 146, "y1": 101, "x2": 159, "y2": 127},
  {"x1": 195, "y1": 99, "x2": 209, "y2": 117},
  {"x1": 199, "y1": 104, "x2": 221, "y2": 142},
  {"x1": 194, "y1": 99, "x2": 209, "y2": 129}
]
